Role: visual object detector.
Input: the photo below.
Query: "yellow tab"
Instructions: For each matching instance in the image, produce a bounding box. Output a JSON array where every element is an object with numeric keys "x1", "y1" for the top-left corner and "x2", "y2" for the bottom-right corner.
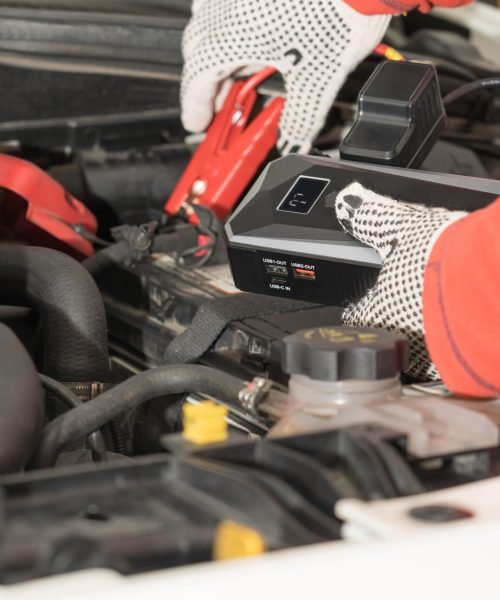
[
  {"x1": 182, "y1": 400, "x2": 229, "y2": 445},
  {"x1": 213, "y1": 521, "x2": 266, "y2": 561},
  {"x1": 304, "y1": 329, "x2": 315, "y2": 340},
  {"x1": 357, "y1": 333, "x2": 379, "y2": 343},
  {"x1": 319, "y1": 327, "x2": 343, "y2": 340}
]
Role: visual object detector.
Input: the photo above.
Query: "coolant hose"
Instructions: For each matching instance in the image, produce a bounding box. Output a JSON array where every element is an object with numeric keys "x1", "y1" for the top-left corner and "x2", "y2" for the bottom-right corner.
[
  {"x1": 0, "y1": 324, "x2": 44, "y2": 473},
  {"x1": 32, "y1": 365, "x2": 246, "y2": 468},
  {"x1": 0, "y1": 245, "x2": 111, "y2": 382}
]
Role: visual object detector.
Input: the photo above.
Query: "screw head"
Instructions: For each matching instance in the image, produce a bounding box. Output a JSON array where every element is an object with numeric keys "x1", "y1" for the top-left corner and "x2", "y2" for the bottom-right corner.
[
  {"x1": 191, "y1": 179, "x2": 208, "y2": 196},
  {"x1": 408, "y1": 504, "x2": 474, "y2": 523}
]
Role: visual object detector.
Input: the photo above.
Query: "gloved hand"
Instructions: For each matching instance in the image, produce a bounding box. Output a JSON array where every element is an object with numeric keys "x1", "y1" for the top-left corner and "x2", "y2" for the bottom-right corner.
[
  {"x1": 181, "y1": 0, "x2": 391, "y2": 154},
  {"x1": 335, "y1": 182, "x2": 467, "y2": 380}
]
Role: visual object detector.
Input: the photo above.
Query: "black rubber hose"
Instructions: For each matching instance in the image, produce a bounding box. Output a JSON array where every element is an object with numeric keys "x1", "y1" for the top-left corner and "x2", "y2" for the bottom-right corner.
[
  {"x1": 0, "y1": 245, "x2": 111, "y2": 382},
  {"x1": 38, "y1": 374, "x2": 107, "y2": 463},
  {"x1": 0, "y1": 324, "x2": 44, "y2": 473},
  {"x1": 32, "y1": 365, "x2": 246, "y2": 469}
]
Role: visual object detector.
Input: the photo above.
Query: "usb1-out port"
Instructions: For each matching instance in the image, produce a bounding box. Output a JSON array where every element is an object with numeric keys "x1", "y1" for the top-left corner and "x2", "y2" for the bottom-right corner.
[
  {"x1": 265, "y1": 264, "x2": 288, "y2": 276},
  {"x1": 293, "y1": 267, "x2": 316, "y2": 280}
]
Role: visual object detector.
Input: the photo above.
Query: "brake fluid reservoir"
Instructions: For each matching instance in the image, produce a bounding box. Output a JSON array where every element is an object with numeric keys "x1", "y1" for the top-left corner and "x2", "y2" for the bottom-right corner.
[{"x1": 269, "y1": 327, "x2": 498, "y2": 457}]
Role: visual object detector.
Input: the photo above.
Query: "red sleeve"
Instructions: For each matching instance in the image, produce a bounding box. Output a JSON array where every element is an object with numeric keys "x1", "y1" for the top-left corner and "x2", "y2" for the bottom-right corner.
[
  {"x1": 344, "y1": 0, "x2": 473, "y2": 15},
  {"x1": 423, "y1": 199, "x2": 500, "y2": 398}
]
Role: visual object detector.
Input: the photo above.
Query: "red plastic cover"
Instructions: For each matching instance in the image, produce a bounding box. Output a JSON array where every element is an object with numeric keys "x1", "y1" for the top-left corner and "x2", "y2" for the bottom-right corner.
[{"x1": 0, "y1": 154, "x2": 96, "y2": 258}]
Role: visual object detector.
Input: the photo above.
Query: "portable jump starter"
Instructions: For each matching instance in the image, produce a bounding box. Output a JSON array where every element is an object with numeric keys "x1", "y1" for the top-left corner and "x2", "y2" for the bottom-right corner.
[{"x1": 224, "y1": 154, "x2": 500, "y2": 305}]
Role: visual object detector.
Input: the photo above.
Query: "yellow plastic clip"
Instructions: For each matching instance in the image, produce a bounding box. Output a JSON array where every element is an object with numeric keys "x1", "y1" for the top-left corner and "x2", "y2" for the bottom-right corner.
[
  {"x1": 182, "y1": 400, "x2": 229, "y2": 445},
  {"x1": 213, "y1": 521, "x2": 266, "y2": 561},
  {"x1": 385, "y1": 47, "x2": 405, "y2": 62}
]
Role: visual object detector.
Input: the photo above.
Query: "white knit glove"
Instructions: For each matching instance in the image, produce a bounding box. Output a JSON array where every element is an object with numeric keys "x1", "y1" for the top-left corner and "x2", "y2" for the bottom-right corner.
[
  {"x1": 181, "y1": 0, "x2": 390, "y2": 154},
  {"x1": 335, "y1": 182, "x2": 467, "y2": 380}
]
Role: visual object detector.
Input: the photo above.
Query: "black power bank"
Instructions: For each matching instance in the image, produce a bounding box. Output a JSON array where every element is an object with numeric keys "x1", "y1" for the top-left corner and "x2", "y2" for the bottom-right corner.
[{"x1": 225, "y1": 154, "x2": 500, "y2": 306}]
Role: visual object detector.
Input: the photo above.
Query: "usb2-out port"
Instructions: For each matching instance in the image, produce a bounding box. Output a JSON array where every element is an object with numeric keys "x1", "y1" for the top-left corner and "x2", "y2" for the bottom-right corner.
[
  {"x1": 293, "y1": 267, "x2": 316, "y2": 280},
  {"x1": 265, "y1": 264, "x2": 288, "y2": 276}
]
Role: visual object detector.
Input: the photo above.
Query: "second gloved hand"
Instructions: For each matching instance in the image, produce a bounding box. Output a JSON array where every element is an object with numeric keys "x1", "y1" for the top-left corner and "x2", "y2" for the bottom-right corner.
[
  {"x1": 335, "y1": 182, "x2": 467, "y2": 380},
  {"x1": 181, "y1": 0, "x2": 390, "y2": 154}
]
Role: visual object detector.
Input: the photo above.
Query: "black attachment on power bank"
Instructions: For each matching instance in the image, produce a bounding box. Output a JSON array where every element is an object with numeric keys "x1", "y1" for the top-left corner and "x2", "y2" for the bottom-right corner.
[{"x1": 339, "y1": 61, "x2": 446, "y2": 169}]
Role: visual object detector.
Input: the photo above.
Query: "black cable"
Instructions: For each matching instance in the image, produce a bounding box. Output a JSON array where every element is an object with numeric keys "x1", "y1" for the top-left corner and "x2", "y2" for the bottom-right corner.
[
  {"x1": 38, "y1": 374, "x2": 107, "y2": 463},
  {"x1": 176, "y1": 229, "x2": 216, "y2": 268},
  {"x1": 32, "y1": 365, "x2": 247, "y2": 469},
  {"x1": 82, "y1": 241, "x2": 131, "y2": 277},
  {"x1": 443, "y1": 77, "x2": 500, "y2": 107},
  {"x1": 176, "y1": 205, "x2": 218, "y2": 268},
  {"x1": 84, "y1": 225, "x2": 203, "y2": 276},
  {"x1": 72, "y1": 225, "x2": 111, "y2": 248}
]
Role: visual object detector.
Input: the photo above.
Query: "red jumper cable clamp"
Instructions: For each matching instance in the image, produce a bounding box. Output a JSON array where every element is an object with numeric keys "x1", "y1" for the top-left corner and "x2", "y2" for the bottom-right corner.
[
  {"x1": 164, "y1": 66, "x2": 284, "y2": 226},
  {"x1": 0, "y1": 154, "x2": 97, "y2": 258}
]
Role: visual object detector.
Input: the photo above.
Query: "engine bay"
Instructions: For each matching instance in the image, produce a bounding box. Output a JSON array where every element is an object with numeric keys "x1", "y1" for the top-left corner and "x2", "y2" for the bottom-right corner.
[{"x1": 1, "y1": 1, "x2": 500, "y2": 593}]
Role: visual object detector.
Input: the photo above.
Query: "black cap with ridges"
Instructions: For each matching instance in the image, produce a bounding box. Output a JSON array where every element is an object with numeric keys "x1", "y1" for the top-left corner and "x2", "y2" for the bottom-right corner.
[{"x1": 281, "y1": 327, "x2": 409, "y2": 381}]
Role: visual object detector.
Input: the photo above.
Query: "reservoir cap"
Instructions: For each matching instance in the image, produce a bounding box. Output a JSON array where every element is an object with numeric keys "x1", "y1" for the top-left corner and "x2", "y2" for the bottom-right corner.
[{"x1": 282, "y1": 326, "x2": 409, "y2": 381}]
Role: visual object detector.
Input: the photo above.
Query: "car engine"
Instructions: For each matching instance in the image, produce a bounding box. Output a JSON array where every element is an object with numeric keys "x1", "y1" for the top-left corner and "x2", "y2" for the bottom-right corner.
[{"x1": 1, "y1": 1, "x2": 500, "y2": 593}]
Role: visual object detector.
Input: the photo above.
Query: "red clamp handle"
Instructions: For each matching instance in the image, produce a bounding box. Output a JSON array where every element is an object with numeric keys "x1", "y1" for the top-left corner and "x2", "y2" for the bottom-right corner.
[{"x1": 164, "y1": 67, "x2": 284, "y2": 223}]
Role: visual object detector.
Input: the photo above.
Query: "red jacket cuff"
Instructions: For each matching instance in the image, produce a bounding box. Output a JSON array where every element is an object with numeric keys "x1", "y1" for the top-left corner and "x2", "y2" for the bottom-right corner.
[
  {"x1": 423, "y1": 201, "x2": 500, "y2": 398},
  {"x1": 344, "y1": 0, "x2": 473, "y2": 16}
]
